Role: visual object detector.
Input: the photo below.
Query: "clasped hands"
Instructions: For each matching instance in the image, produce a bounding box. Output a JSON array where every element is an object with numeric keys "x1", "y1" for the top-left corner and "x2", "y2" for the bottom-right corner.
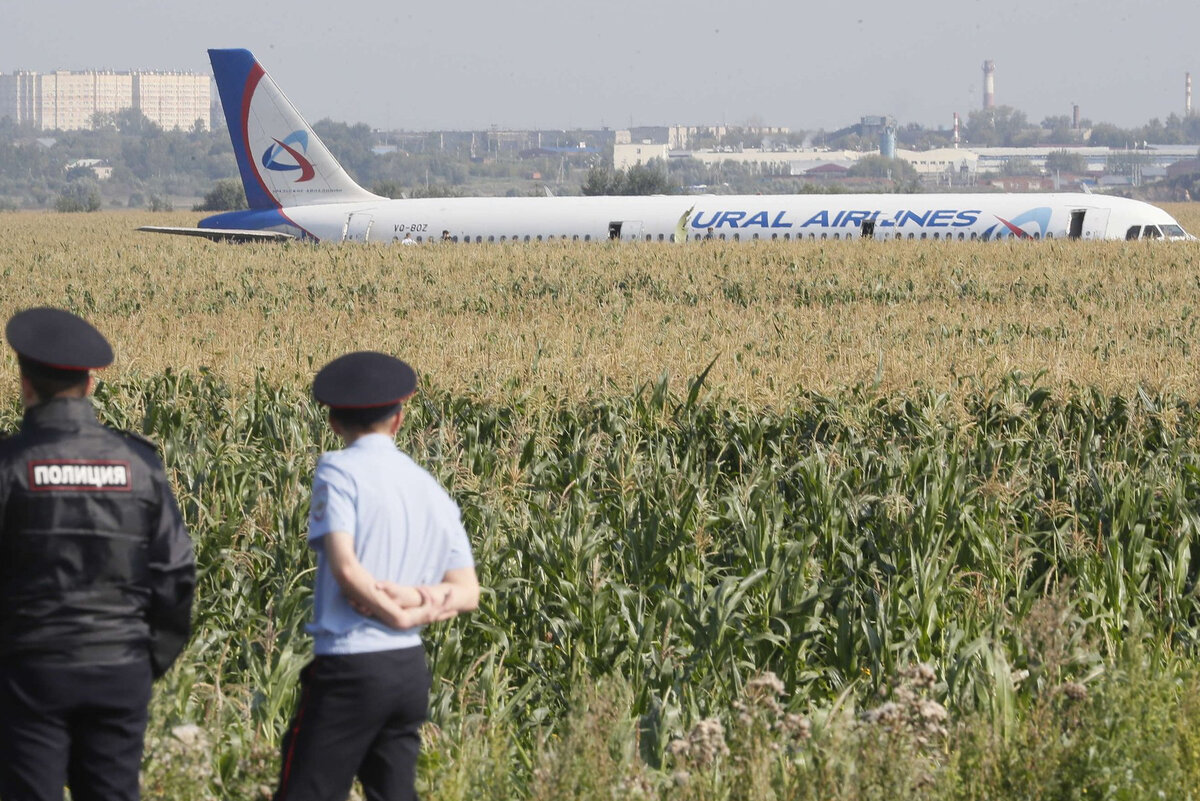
[{"x1": 350, "y1": 581, "x2": 458, "y2": 629}]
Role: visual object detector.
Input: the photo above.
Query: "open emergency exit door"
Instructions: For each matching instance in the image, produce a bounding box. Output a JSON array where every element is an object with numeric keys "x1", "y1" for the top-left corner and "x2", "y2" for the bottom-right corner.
[
  {"x1": 1068, "y1": 208, "x2": 1110, "y2": 240},
  {"x1": 608, "y1": 220, "x2": 644, "y2": 241},
  {"x1": 343, "y1": 212, "x2": 374, "y2": 242}
]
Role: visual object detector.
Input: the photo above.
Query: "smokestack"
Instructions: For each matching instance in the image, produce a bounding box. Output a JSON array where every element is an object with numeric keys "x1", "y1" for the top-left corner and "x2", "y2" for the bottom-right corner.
[
  {"x1": 953, "y1": 112, "x2": 960, "y2": 147},
  {"x1": 1188, "y1": 73, "x2": 1193, "y2": 117},
  {"x1": 1073, "y1": 104, "x2": 1080, "y2": 129},
  {"x1": 983, "y1": 60, "x2": 996, "y2": 109}
]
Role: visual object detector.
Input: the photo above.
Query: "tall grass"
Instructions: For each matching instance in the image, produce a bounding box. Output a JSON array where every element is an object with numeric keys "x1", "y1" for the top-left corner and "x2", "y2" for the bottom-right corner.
[
  {"x1": 2, "y1": 210, "x2": 1199, "y2": 796},
  {"x1": 2, "y1": 209, "x2": 1200, "y2": 402},
  {"x1": 46, "y1": 367, "x2": 1200, "y2": 798}
]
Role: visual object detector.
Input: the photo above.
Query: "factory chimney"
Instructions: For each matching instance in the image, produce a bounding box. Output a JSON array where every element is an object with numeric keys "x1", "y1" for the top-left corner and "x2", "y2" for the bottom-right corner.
[
  {"x1": 982, "y1": 60, "x2": 996, "y2": 109},
  {"x1": 1188, "y1": 73, "x2": 1193, "y2": 117},
  {"x1": 953, "y1": 112, "x2": 960, "y2": 148},
  {"x1": 1072, "y1": 104, "x2": 1080, "y2": 129}
]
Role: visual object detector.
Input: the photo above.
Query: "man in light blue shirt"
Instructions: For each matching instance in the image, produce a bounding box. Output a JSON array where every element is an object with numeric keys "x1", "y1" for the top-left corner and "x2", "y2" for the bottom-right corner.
[{"x1": 274, "y1": 352, "x2": 479, "y2": 801}]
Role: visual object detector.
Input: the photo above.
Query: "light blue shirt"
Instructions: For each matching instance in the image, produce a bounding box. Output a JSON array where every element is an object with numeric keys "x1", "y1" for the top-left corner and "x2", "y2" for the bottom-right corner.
[{"x1": 306, "y1": 433, "x2": 475, "y2": 655}]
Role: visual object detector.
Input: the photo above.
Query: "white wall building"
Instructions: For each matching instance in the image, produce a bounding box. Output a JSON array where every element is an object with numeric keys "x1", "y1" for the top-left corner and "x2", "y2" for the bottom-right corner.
[
  {"x1": 615, "y1": 141, "x2": 1200, "y2": 182},
  {"x1": 0, "y1": 70, "x2": 210, "y2": 131}
]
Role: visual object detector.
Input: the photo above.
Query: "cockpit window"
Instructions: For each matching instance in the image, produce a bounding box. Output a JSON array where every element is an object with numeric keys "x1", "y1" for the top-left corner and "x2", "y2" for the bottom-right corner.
[
  {"x1": 1143, "y1": 226, "x2": 1162, "y2": 239},
  {"x1": 1162, "y1": 225, "x2": 1186, "y2": 238},
  {"x1": 1126, "y1": 226, "x2": 1141, "y2": 240}
]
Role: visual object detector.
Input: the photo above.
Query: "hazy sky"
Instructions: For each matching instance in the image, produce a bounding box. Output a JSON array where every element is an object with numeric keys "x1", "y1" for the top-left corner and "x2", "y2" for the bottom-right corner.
[{"x1": 4, "y1": 0, "x2": 1198, "y2": 133}]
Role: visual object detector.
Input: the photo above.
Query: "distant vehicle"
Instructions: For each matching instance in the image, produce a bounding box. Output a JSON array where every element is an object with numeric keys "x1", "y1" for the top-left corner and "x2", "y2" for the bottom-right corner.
[{"x1": 140, "y1": 49, "x2": 1194, "y2": 244}]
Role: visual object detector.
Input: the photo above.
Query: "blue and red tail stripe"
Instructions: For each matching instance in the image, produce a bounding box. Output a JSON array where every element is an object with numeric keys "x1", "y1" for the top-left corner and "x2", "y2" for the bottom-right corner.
[{"x1": 209, "y1": 48, "x2": 278, "y2": 210}]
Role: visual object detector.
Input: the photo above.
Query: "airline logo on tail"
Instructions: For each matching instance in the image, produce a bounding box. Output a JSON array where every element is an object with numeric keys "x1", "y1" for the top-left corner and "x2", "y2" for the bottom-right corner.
[
  {"x1": 208, "y1": 48, "x2": 378, "y2": 209},
  {"x1": 262, "y1": 131, "x2": 315, "y2": 182}
]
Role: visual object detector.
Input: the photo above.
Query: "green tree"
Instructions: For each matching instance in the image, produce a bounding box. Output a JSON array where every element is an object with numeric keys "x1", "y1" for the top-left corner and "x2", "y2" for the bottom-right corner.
[
  {"x1": 623, "y1": 161, "x2": 674, "y2": 195},
  {"x1": 55, "y1": 179, "x2": 101, "y2": 212},
  {"x1": 193, "y1": 178, "x2": 247, "y2": 211},
  {"x1": 581, "y1": 167, "x2": 619, "y2": 196},
  {"x1": 966, "y1": 106, "x2": 1029, "y2": 147},
  {"x1": 1045, "y1": 150, "x2": 1086, "y2": 173},
  {"x1": 1001, "y1": 157, "x2": 1038, "y2": 176},
  {"x1": 847, "y1": 154, "x2": 917, "y2": 181},
  {"x1": 1088, "y1": 123, "x2": 1136, "y2": 148},
  {"x1": 581, "y1": 161, "x2": 674, "y2": 196}
]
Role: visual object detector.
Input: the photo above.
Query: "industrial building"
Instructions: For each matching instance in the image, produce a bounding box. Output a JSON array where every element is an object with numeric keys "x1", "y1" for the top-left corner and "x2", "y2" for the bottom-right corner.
[
  {"x1": 614, "y1": 140, "x2": 1200, "y2": 186},
  {"x1": 0, "y1": 70, "x2": 210, "y2": 131}
]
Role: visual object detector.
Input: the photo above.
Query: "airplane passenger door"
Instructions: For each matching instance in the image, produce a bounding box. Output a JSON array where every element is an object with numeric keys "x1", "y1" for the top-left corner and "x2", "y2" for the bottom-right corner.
[
  {"x1": 609, "y1": 220, "x2": 643, "y2": 241},
  {"x1": 343, "y1": 212, "x2": 374, "y2": 242},
  {"x1": 1070, "y1": 208, "x2": 1110, "y2": 240},
  {"x1": 1081, "y1": 208, "x2": 1109, "y2": 240}
]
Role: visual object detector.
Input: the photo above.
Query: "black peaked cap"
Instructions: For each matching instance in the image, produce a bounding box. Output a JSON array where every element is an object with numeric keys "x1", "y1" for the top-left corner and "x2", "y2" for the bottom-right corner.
[
  {"x1": 313, "y1": 351, "x2": 417, "y2": 408},
  {"x1": 6, "y1": 307, "x2": 113, "y2": 370}
]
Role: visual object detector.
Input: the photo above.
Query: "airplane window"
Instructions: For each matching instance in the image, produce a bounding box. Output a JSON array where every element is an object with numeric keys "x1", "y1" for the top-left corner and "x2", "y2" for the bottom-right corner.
[
  {"x1": 536, "y1": 235, "x2": 543, "y2": 241},
  {"x1": 694, "y1": 234, "x2": 701, "y2": 241},
  {"x1": 417, "y1": 236, "x2": 424, "y2": 243},
  {"x1": 1143, "y1": 226, "x2": 1162, "y2": 239},
  {"x1": 958, "y1": 232, "x2": 965, "y2": 240},
  {"x1": 733, "y1": 233, "x2": 740, "y2": 241},
  {"x1": 908, "y1": 233, "x2": 915, "y2": 240},
  {"x1": 499, "y1": 236, "x2": 506, "y2": 242},
  {"x1": 585, "y1": 235, "x2": 591, "y2": 241},
  {"x1": 719, "y1": 234, "x2": 727, "y2": 240},
  {"x1": 833, "y1": 233, "x2": 840, "y2": 240},
  {"x1": 970, "y1": 232, "x2": 977, "y2": 240},
  {"x1": 932, "y1": 233, "x2": 939, "y2": 240},
  {"x1": 771, "y1": 233, "x2": 777, "y2": 240},
  {"x1": 920, "y1": 233, "x2": 927, "y2": 240},
  {"x1": 646, "y1": 234, "x2": 652, "y2": 242},
  {"x1": 525, "y1": 236, "x2": 531, "y2": 242},
  {"x1": 1163, "y1": 225, "x2": 1186, "y2": 237},
  {"x1": 476, "y1": 236, "x2": 482, "y2": 243},
  {"x1": 809, "y1": 233, "x2": 816, "y2": 240},
  {"x1": 784, "y1": 233, "x2": 791, "y2": 240},
  {"x1": 1046, "y1": 233, "x2": 1053, "y2": 239},
  {"x1": 658, "y1": 234, "x2": 665, "y2": 242},
  {"x1": 752, "y1": 233, "x2": 759, "y2": 241},
  {"x1": 1033, "y1": 233, "x2": 1040, "y2": 240},
  {"x1": 820, "y1": 233, "x2": 827, "y2": 240},
  {"x1": 1126, "y1": 226, "x2": 1141, "y2": 240},
  {"x1": 573, "y1": 235, "x2": 579, "y2": 241}
]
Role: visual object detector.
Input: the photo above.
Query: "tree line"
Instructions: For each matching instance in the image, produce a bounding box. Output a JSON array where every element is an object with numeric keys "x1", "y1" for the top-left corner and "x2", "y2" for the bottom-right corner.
[{"x1": 2, "y1": 105, "x2": 1199, "y2": 211}]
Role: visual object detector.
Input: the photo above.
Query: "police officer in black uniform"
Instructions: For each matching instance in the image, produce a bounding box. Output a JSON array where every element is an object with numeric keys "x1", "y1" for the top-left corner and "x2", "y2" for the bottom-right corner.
[{"x1": 0, "y1": 308, "x2": 195, "y2": 801}]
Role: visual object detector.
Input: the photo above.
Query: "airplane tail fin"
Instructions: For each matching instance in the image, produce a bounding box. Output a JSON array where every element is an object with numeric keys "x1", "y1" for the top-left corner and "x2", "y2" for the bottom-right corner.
[{"x1": 208, "y1": 49, "x2": 379, "y2": 210}]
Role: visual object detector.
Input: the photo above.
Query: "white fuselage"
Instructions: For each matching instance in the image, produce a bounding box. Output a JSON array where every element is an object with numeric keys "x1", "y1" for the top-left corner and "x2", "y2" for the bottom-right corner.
[{"x1": 271, "y1": 192, "x2": 1190, "y2": 244}]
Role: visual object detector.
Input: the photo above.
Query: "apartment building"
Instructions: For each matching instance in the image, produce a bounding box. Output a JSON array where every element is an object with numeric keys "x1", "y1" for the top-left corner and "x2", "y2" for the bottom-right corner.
[{"x1": 0, "y1": 69, "x2": 210, "y2": 131}]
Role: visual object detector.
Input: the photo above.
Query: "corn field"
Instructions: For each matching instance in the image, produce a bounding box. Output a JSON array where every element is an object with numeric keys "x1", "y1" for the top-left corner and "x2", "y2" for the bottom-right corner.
[{"x1": 3, "y1": 209, "x2": 1200, "y2": 798}]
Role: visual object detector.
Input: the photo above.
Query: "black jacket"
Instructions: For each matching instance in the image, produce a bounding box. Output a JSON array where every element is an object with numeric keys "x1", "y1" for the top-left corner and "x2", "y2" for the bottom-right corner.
[{"x1": 0, "y1": 397, "x2": 194, "y2": 677}]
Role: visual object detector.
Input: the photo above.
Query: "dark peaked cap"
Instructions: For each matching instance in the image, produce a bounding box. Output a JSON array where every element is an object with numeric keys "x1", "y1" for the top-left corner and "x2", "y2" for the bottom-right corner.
[
  {"x1": 313, "y1": 351, "x2": 417, "y2": 408},
  {"x1": 6, "y1": 307, "x2": 113, "y2": 370}
]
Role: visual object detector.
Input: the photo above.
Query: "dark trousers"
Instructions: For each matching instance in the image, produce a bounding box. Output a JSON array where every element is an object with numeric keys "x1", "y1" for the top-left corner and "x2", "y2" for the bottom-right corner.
[
  {"x1": 274, "y1": 647, "x2": 431, "y2": 801},
  {"x1": 0, "y1": 658, "x2": 152, "y2": 801}
]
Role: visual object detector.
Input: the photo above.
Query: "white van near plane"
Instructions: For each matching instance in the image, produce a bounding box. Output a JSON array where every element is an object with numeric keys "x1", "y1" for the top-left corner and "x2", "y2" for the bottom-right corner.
[{"x1": 142, "y1": 49, "x2": 1193, "y2": 245}]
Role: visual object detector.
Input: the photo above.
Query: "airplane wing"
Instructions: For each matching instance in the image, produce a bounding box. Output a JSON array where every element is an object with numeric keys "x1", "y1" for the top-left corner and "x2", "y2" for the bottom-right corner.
[{"x1": 138, "y1": 226, "x2": 296, "y2": 243}]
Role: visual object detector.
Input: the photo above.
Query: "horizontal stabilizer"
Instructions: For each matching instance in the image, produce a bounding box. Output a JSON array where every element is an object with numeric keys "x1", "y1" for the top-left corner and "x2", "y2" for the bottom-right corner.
[{"x1": 138, "y1": 226, "x2": 296, "y2": 243}]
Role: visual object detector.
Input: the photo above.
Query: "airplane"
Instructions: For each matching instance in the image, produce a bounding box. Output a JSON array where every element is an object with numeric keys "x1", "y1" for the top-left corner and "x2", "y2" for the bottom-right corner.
[{"x1": 141, "y1": 49, "x2": 1194, "y2": 245}]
